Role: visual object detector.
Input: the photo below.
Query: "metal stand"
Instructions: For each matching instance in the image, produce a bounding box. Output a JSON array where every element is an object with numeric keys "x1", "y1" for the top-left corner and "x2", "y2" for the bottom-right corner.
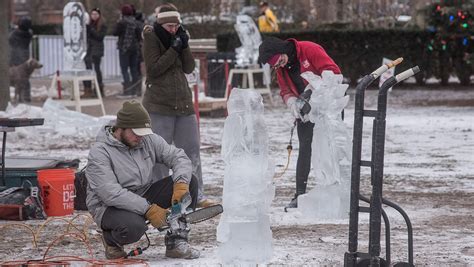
[
  {"x1": 0, "y1": 128, "x2": 14, "y2": 186},
  {"x1": 344, "y1": 63, "x2": 419, "y2": 267},
  {"x1": 0, "y1": 119, "x2": 44, "y2": 186}
]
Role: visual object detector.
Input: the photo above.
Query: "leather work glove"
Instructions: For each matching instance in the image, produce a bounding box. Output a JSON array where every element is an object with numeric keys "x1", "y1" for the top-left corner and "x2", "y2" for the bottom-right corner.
[
  {"x1": 172, "y1": 182, "x2": 189, "y2": 204},
  {"x1": 176, "y1": 26, "x2": 189, "y2": 49},
  {"x1": 171, "y1": 36, "x2": 183, "y2": 54},
  {"x1": 145, "y1": 204, "x2": 168, "y2": 228},
  {"x1": 286, "y1": 96, "x2": 309, "y2": 122}
]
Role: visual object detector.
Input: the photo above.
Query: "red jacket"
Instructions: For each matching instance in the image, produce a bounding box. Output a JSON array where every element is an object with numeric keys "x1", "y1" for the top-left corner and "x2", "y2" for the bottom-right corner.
[{"x1": 276, "y1": 39, "x2": 341, "y2": 104}]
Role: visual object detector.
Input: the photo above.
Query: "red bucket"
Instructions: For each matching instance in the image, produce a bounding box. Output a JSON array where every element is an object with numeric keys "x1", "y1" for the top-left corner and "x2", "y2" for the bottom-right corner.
[{"x1": 37, "y1": 169, "x2": 75, "y2": 216}]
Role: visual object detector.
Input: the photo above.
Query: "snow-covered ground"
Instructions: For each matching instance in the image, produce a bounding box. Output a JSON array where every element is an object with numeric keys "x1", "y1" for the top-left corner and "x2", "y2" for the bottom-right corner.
[{"x1": 0, "y1": 87, "x2": 473, "y2": 266}]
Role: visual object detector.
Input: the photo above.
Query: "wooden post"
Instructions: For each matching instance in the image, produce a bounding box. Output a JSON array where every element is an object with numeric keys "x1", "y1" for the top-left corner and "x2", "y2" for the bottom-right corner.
[
  {"x1": 193, "y1": 84, "x2": 200, "y2": 129},
  {"x1": 0, "y1": 0, "x2": 9, "y2": 111}
]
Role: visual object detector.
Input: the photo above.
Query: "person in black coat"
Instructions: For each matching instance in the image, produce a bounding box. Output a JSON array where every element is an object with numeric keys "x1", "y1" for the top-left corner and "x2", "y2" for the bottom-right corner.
[
  {"x1": 9, "y1": 17, "x2": 32, "y2": 67},
  {"x1": 113, "y1": 4, "x2": 141, "y2": 98},
  {"x1": 83, "y1": 8, "x2": 107, "y2": 97},
  {"x1": 134, "y1": 11, "x2": 145, "y2": 97},
  {"x1": 9, "y1": 17, "x2": 33, "y2": 102}
]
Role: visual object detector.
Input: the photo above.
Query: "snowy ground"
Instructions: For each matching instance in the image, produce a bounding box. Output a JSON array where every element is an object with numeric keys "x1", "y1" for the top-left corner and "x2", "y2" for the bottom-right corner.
[{"x1": 0, "y1": 86, "x2": 473, "y2": 266}]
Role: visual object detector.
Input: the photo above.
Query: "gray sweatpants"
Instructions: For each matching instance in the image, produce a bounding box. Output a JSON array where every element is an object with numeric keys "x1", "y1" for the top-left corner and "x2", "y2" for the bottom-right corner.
[{"x1": 149, "y1": 112, "x2": 204, "y2": 200}]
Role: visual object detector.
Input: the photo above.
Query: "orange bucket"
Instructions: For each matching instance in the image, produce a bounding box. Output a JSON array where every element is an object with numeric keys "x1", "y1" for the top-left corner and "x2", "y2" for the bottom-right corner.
[{"x1": 37, "y1": 169, "x2": 75, "y2": 216}]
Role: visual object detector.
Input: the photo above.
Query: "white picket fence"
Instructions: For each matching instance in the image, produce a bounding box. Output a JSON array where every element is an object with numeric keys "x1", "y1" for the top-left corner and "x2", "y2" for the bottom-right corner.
[{"x1": 32, "y1": 35, "x2": 122, "y2": 79}]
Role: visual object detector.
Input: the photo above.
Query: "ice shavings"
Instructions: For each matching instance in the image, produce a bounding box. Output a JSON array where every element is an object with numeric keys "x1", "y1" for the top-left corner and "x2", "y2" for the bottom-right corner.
[{"x1": 0, "y1": 99, "x2": 114, "y2": 150}]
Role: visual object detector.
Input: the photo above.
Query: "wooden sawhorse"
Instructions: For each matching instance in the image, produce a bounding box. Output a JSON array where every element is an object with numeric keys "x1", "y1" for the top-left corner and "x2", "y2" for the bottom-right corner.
[
  {"x1": 50, "y1": 70, "x2": 106, "y2": 116},
  {"x1": 225, "y1": 67, "x2": 274, "y2": 105}
]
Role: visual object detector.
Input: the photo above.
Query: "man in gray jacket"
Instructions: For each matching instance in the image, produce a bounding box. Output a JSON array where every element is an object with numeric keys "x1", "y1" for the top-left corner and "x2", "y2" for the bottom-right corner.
[{"x1": 86, "y1": 100, "x2": 199, "y2": 260}]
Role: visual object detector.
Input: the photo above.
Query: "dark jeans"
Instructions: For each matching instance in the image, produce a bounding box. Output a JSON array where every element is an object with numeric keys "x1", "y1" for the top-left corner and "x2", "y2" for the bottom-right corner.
[
  {"x1": 83, "y1": 55, "x2": 104, "y2": 95},
  {"x1": 119, "y1": 49, "x2": 140, "y2": 95},
  {"x1": 296, "y1": 120, "x2": 315, "y2": 196},
  {"x1": 101, "y1": 175, "x2": 198, "y2": 247}
]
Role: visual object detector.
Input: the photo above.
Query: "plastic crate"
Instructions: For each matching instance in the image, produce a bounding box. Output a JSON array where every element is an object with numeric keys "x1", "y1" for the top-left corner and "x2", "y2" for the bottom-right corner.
[{"x1": 4, "y1": 169, "x2": 38, "y2": 187}]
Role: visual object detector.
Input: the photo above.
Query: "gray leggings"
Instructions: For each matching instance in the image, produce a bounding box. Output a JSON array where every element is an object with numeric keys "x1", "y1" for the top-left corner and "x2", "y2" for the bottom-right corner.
[{"x1": 149, "y1": 112, "x2": 204, "y2": 200}]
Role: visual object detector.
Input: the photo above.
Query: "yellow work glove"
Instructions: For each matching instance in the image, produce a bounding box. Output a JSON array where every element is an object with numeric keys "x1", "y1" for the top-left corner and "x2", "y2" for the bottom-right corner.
[
  {"x1": 145, "y1": 204, "x2": 168, "y2": 228},
  {"x1": 172, "y1": 182, "x2": 189, "y2": 204}
]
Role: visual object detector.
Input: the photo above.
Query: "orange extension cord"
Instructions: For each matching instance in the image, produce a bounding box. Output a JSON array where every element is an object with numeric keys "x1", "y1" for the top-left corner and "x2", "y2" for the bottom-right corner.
[
  {"x1": 0, "y1": 214, "x2": 150, "y2": 266},
  {"x1": 274, "y1": 120, "x2": 297, "y2": 178}
]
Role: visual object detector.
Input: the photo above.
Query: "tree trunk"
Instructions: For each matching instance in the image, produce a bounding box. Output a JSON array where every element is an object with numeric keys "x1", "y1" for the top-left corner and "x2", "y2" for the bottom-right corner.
[
  {"x1": 0, "y1": 0, "x2": 10, "y2": 111},
  {"x1": 337, "y1": 0, "x2": 344, "y2": 21}
]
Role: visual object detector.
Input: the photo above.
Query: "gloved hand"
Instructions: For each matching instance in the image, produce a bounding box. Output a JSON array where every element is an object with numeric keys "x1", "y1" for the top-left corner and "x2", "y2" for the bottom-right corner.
[
  {"x1": 143, "y1": 24, "x2": 153, "y2": 33},
  {"x1": 287, "y1": 96, "x2": 310, "y2": 122},
  {"x1": 142, "y1": 25, "x2": 153, "y2": 39},
  {"x1": 172, "y1": 182, "x2": 189, "y2": 204},
  {"x1": 176, "y1": 26, "x2": 189, "y2": 49},
  {"x1": 171, "y1": 36, "x2": 183, "y2": 54},
  {"x1": 145, "y1": 204, "x2": 168, "y2": 228}
]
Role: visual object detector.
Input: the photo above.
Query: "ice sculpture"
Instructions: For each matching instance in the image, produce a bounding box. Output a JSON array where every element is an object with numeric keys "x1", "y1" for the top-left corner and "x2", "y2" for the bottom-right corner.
[
  {"x1": 298, "y1": 71, "x2": 351, "y2": 220},
  {"x1": 234, "y1": 15, "x2": 262, "y2": 67},
  {"x1": 217, "y1": 88, "x2": 275, "y2": 265},
  {"x1": 63, "y1": 1, "x2": 88, "y2": 70}
]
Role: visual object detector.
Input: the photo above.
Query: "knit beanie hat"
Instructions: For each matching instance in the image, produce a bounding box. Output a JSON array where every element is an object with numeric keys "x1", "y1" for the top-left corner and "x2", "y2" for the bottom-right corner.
[
  {"x1": 18, "y1": 17, "x2": 32, "y2": 31},
  {"x1": 121, "y1": 4, "x2": 133, "y2": 16},
  {"x1": 115, "y1": 101, "x2": 153, "y2": 136},
  {"x1": 157, "y1": 5, "x2": 181, "y2": 24},
  {"x1": 258, "y1": 37, "x2": 293, "y2": 65}
]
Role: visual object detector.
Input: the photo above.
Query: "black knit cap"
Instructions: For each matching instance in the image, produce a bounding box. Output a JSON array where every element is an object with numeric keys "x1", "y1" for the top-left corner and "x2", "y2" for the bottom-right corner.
[
  {"x1": 258, "y1": 36, "x2": 293, "y2": 65},
  {"x1": 115, "y1": 100, "x2": 153, "y2": 136},
  {"x1": 18, "y1": 17, "x2": 32, "y2": 31}
]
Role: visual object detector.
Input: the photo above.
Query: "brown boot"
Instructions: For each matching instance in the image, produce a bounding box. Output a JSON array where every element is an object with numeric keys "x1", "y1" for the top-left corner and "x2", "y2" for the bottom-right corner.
[
  {"x1": 101, "y1": 235, "x2": 127, "y2": 259},
  {"x1": 82, "y1": 87, "x2": 96, "y2": 98}
]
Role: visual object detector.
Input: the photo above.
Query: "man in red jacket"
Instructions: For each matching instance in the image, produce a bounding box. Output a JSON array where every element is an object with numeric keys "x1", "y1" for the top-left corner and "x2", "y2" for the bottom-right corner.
[{"x1": 258, "y1": 37, "x2": 341, "y2": 209}]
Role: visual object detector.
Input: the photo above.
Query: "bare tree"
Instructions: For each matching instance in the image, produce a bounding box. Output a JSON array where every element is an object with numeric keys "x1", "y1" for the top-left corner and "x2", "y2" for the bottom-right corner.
[
  {"x1": 0, "y1": 0, "x2": 9, "y2": 110},
  {"x1": 337, "y1": 0, "x2": 344, "y2": 21}
]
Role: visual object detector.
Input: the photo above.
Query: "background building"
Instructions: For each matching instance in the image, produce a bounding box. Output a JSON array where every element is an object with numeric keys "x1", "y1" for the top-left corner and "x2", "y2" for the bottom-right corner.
[{"x1": 9, "y1": 0, "x2": 437, "y2": 35}]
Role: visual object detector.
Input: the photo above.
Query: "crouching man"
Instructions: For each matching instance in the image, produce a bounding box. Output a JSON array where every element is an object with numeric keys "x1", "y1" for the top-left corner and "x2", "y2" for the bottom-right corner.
[{"x1": 85, "y1": 100, "x2": 200, "y2": 260}]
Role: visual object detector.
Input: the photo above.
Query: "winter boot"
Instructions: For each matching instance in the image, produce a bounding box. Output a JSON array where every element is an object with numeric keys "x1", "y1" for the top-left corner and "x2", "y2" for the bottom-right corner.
[
  {"x1": 284, "y1": 194, "x2": 298, "y2": 212},
  {"x1": 117, "y1": 82, "x2": 134, "y2": 99},
  {"x1": 101, "y1": 235, "x2": 127, "y2": 259},
  {"x1": 164, "y1": 230, "x2": 200, "y2": 259},
  {"x1": 82, "y1": 86, "x2": 95, "y2": 98},
  {"x1": 134, "y1": 78, "x2": 142, "y2": 97}
]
